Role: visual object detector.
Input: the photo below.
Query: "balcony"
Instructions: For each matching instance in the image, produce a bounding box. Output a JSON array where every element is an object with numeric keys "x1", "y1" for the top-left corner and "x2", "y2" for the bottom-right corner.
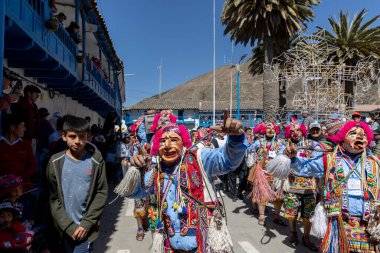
[
  {"x1": 5, "y1": 0, "x2": 77, "y2": 75},
  {"x1": 4, "y1": 0, "x2": 119, "y2": 117},
  {"x1": 79, "y1": 60, "x2": 116, "y2": 115}
]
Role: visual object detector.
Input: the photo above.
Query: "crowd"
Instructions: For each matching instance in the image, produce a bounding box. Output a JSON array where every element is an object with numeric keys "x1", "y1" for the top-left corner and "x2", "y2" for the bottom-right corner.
[
  {"x1": 2, "y1": 64, "x2": 380, "y2": 252},
  {"x1": 114, "y1": 109, "x2": 380, "y2": 253},
  {"x1": 0, "y1": 68, "x2": 123, "y2": 252}
]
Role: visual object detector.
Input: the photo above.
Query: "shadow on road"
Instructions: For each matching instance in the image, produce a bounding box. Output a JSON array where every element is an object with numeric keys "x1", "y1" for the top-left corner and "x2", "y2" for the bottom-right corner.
[{"x1": 93, "y1": 182, "x2": 125, "y2": 253}]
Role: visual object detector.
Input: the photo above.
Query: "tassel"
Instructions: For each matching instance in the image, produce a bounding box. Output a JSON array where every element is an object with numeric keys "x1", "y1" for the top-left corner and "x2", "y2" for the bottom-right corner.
[
  {"x1": 114, "y1": 166, "x2": 141, "y2": 197},
  {"x1": 206, "y1": 212, "x2": 233, "y2": 253},
  {"x1": 326, "y1": 191, "x2": 331, "y2": 199},
  {"x1": 310, "y1": 202, "x2": 328, "y2": 238},
  {"x1": 151, "y1": 231, "x2": 165, "y2": 253},
  {"x1": 249, "y1": 162, "x2": 276, "y2": 203},
  {"x1": 321, "y1": 217, "x2": 349, "y2": 253},
  {"x1": 265, "y1": 155, "x2": 291, "y2": 180}
]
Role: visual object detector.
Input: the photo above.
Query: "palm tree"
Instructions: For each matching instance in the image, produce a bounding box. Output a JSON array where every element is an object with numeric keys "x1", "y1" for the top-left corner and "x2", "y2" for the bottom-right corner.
[
  {"x1": 222, "y1": 0, "x2": 319, "y2": 121},
  {"x1": 316, "y1": 9, "x2": 380, "y2": 107}
]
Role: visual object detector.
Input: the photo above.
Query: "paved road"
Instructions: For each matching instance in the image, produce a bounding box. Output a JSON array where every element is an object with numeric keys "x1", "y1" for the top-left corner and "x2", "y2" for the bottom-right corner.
[{"x1": 94, "y1": 188, "x2": 320, "y2": 253}]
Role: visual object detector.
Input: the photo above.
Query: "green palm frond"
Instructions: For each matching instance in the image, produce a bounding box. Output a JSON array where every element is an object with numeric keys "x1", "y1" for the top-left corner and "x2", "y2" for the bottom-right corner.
[
  {"x1": 222, "y1": 0, "x2": 319, "y2": 53},
  {"x1": 316, "y1": 9, "x2": 380, "y2": 64}
]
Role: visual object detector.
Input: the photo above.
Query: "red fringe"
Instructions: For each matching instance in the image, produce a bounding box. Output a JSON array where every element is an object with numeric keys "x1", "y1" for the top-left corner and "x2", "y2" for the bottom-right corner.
[{"x1": 249, "y1": 163, "x2": 276, "y2": 203}]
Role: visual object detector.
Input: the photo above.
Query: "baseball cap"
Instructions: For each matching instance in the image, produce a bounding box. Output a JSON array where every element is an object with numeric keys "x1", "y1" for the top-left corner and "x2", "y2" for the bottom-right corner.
[
  {"x1": 309, "y1": 122, "x2": 321, "y2": 129},
  {"x1": 352, "y1": 111, "x2": 361, "y2": 117}
]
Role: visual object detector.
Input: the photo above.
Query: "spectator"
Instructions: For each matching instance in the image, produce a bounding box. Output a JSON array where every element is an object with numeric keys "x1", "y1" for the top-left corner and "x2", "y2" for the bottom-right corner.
[
  {"x1": 46, "y1": 116, "x2": 107, "y2": 253},
  {"x1": 307, "y1": 122, "x2": 326, "y2": 141},
  {"x1": 351, "y1": 111, "x2": 362, "y2": 122},
  {"x1": 1, "y1": 69, "x2": 21, "y2": 112},
  {"x1": 301, "y1": 111, "x2": 314, "y2": 129},
  {"x1": 49, "y1": 0, "x2": 58, "y2": 13},
  {"x1": 372, "y1": 128, "x2": 380, "y2": 155},
  {"x1": 15, "y1": 85, "x2": 41, "y2": 151},
  {"x1": 0, "y1": 114, "x2": 36, "y2": 181},
  {"x1": 0, "y1": 201, "x2": 32, "y2": 251},
  {"x1": 66, "y1": 22, "x2": 81, "y2": 44},
  {"x1": 116, "y1": 133, "x2": 131, "y2": 179},
  {"x1": 38, "y1": 108, "x2": 54, "y2": 173},
  {"x1": 48, "y1": 116, "x2": 67, "y2": 154},
  {"x1": 55, "y1": 12, "x2": 67, "y2": 24},
  {"x1": 49, "y1": 111, "x2": 62, "y2": 131},
  {"x1": 369, "y1": 111, "x2": 380, "y2": 131},
  {"x1": 91, "y1": 57, "x2": 101, "y2": 70},
  {"x1": 0, "y1": 175, "x2": 37, "y2": 231}
]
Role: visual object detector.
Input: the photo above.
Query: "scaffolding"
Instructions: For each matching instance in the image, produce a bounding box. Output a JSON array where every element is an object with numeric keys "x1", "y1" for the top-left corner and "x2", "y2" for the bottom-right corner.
[{"x1": 265, "y1": 30, "x2": 380, "y2": 119}]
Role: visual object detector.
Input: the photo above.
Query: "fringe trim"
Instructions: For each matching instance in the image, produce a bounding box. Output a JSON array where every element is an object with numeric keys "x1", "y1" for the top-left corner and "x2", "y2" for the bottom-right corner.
[{"x1": 114, "y1": 166, "x2": 141, "y2": 197}]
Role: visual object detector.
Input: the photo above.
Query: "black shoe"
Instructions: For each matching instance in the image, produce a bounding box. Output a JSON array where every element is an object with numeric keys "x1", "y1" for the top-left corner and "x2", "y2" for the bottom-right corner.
[{"x1": 238, "y1": 193, "x2": 244, "y2": 200}]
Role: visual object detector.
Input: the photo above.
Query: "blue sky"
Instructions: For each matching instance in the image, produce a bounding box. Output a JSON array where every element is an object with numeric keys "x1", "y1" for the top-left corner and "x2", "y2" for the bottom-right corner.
[{"x1": 99, "y1": 0, "x2": 380, "y2": 106}]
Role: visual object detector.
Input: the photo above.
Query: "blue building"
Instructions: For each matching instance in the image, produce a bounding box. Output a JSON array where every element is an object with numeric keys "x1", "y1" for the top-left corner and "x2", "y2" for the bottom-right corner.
[
  {"x1": 1, "y1": 0, "x2": 124, "y2": 126},
  {"x1": 124, "y1": 63, "x2": 265, "y2": 128}
]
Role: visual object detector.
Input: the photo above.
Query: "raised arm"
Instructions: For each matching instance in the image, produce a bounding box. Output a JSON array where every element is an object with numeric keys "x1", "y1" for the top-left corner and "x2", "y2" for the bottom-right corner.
[{"x1": 200, "y1": 134, "x2": 249, "y2": 178}]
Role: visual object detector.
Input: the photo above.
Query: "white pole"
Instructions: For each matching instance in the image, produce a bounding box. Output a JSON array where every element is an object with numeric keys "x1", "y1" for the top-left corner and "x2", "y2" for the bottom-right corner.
[
  {"x1": 230, "y1": 41, "x2": 233, "y2": 116},
  {"x1": 159, "y1": 57, "x2": 162, "y2": 98},
  {"x1": 212, "y1": 0, "x2": 216, "y2": 125}
]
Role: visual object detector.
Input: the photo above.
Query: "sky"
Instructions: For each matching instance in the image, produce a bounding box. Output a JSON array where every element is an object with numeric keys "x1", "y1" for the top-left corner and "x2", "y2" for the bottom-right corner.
[{"x1": 98, "y1": 0, "x2": 380, "y2": 107}]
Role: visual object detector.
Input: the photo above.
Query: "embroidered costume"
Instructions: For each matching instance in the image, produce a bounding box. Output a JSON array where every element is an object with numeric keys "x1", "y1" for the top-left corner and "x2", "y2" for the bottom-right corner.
[
  {"x1": 122, "y1": 124, "x2": 249, "y2": 252},
  {"x1": 287, "y1": 120, "x2": 380, "y2": 253}
]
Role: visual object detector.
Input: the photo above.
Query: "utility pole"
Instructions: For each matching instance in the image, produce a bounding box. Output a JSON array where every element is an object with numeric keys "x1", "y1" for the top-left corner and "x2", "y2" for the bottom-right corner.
[
  {"x1": 212, "y1": 0, "x2": 216, "y2": 125},
  {"x1": 158, "y1": 57, "x2": 162, "y2": 98},
  {"x1": 236, "y1": 54, "x2": 247, "y2": 120}
]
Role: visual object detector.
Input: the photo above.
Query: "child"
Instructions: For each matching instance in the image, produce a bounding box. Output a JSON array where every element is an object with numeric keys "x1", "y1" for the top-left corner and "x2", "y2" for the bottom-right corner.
[
  {"x1": 46, "y1": 116, "x2": 108, "y2": 253},
  {"x1": 0, "y1": 174, "x2": 35, "y2": 228},
  {"x1": 0, "y1": 201, "x2": 32, "y2": 252}
]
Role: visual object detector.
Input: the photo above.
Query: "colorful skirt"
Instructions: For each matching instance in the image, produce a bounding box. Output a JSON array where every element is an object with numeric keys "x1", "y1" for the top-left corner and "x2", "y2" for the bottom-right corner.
[{"x1": 343, "y1": 216, "x2": 380, "y2": 253}]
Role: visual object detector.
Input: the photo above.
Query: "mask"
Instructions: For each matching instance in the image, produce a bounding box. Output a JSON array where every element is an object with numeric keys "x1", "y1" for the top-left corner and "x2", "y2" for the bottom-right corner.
[
  {"x1": 158, "y1": 131, "x2": 183, "y2": 166},
  {"x1": 342, "y1": 126, "x2": 368, "y2": 154},
  {"x1": 290, "y1": 127, "x2": 302, "y2": 142},
  {"x1": 265, "y1": 125, "x2": 275, "y2": 138}
]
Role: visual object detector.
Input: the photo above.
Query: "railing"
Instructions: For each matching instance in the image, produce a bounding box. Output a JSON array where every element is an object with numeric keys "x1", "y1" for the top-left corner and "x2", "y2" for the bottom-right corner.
[
  {"x1": 55, "y1": 23, "x2": 77, "y2": 56},
  {"x1": 86, "y1": 60, "x2": 116, "y2": 100},
  {"x1": 27, "y1": 0, "x2": 45, "y2": 18},
  {"x1": 6, "y1": 0, "x2": 77, "y2": 73}
]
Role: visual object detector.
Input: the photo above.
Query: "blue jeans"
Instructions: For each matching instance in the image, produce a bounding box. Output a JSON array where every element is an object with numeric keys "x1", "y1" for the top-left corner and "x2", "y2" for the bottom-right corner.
[{"x1": 63, "y1": 236, "x2": 93, "y2": 253}]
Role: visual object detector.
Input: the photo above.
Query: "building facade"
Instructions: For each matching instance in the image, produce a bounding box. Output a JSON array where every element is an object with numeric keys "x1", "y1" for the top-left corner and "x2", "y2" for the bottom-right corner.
[{"x1": 1, "y1": 0, "x2": 124, "y2": 126}]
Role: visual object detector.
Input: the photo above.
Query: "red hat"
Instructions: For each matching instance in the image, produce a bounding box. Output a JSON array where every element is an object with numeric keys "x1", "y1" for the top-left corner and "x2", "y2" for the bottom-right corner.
[
  {"x1": 0, "y1": 175, "x2": 31, "y2": 197},
  {"x1": 352, "y1": 111, "x2": 361, "y2": 117}
]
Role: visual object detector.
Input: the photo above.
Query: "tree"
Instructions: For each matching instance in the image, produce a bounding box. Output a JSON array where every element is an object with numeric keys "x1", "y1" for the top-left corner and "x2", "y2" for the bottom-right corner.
[
  {"x1": 316, "y1": 9, "x2": 380, "y2": 107},
  {"x1": 222, "y1": 0, "x2": 319, "y2": 121}
]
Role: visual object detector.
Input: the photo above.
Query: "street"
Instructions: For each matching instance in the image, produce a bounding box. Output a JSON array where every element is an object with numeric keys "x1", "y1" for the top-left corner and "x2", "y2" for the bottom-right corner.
[{"x1": 94, "y1": 187, "x2": 319, "y2": 253}]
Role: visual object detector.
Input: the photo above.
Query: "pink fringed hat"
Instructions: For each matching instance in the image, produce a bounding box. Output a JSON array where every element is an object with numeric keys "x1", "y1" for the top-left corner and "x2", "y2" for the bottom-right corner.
[
  {"x1": 150, "y1": 111, "x2": 177, "y2": 134},
  {"x1": 327, "y1": 120, "x2": 373, "y2": 146},
  {"x1": 253, "y1": 122, "x2": 280, "y2": 135},
  {"x1": 284, "y1": 122, "x2": 308, "y2": 139},
  {"x1": 151, "y1": 124, "x2": 192, "y2": 155}
]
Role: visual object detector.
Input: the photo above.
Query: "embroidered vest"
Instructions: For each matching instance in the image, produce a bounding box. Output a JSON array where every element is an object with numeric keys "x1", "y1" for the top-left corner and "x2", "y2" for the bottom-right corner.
[
  {"x1": 288, "y1": 139, "x2": 317, "y2": 194},
  {"x1": 150, "y1": 149, "x2": 219, "y2": 252},
  {"x1": 323, "y1": 152, "x2": 379, "y2": 220},
  {"x1": 256, "y1": 138, "x2": 283, "y2": 166}
]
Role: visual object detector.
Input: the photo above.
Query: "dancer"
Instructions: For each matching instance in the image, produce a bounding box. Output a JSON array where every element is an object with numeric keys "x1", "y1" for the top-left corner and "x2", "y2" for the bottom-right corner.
[
  {"x1": 248, "y1": 122, "x2": 286, "y2": 226},
  {"x1": 279, "y1": 120, "x2": 380, "y2": 253},
  {"x1": 281, "y1": 122, "x2": 320, "y2": 251},
  {"x1": 118, "y1": 114, "x2": 248, "y2": 252}
]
